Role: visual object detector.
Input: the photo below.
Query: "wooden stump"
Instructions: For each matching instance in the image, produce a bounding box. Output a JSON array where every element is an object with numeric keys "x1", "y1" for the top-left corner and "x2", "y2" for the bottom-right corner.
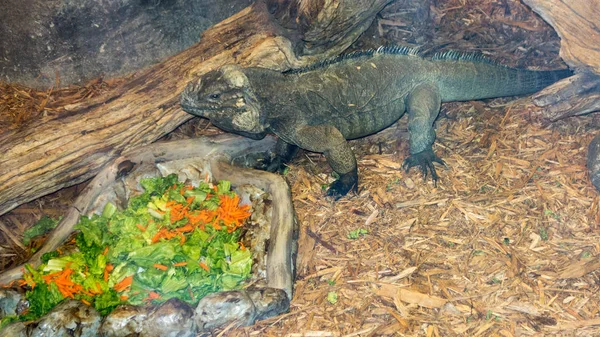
[
  {"x1": 523, "y1": 0, "x2": 600, "y2": 120},
  {"x1": 0, "y1": 0, "x2": 392, "y2": 216}
]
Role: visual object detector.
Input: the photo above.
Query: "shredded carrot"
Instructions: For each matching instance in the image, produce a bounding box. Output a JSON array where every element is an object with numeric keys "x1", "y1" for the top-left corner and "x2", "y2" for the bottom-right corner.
[
  {"x1": 169, "y1": 203, "x2": 187, "y2": 223},
  {"x1": 151, "y1": 228, "x2": 165, "y2": 243},
  {"x1": 175, "y1": 223, "x2": 194, "y2": 233},
  {"x1": 173, "y1": 262, "x2": 188, "y2": 267},
  {"x1": 151, "y1": 227, "x2": 179, "y2": 243},
  {"x1": 135, "y1": 223, "x2": 146, "y2": 232},
  {"x1": 239, "y1": 241, "x2": 246, "y2": 251},
  {"x1": 81, "y1": 299, "x2": 91, "y2": 305},
  {"x1": 153, "y1": 264, "x2": 168, "y2": 271},
  {"x1": 104, "y1": 263, "x2": 114, "y2": 282},
  {"x1": 216, "y1": 194, "x2": 252, "y2": 232},
  {"x1": 186, "y1": 196, "x2": 195, "y2": 204},
  {"x1": 187, "y1": 209, "x2": 216, "y2": 226},
  {"x1": 114, "y1": 275, "x2": 134, "y2": 292},
  {"x1": 145, "y1": 291, "x2": 161, "y2": 302},
  {"x1": 95, "y1": 281, "x2": 104, "y2": 295},
  {"x1": 102, "y1": 246, "x2": 109, "y2": 256},
  {"x1": 56, "y1": 248, "x2": 63, "y2": 255},
  {"x1": 199, "y1": 262, "x2": 210, "y2": 271},
  {"x1": 120, "y1": 295, "x2": 129, "y2": 301},
  {"x1": 42, "y1": 268, "x2": 83, "y2": 298},
  {"x1": 180, "y1": 233, "x2": 186, "y2": 246}
]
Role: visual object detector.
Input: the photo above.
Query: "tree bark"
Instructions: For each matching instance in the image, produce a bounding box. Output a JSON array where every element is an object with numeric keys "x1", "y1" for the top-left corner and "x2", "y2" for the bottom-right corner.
[
  {"x1": 523, "y1": 0, "x2": 600, "y2": 120},
  {"x1": 0, "y1": 0, "x2": 392, "y2": 217}
]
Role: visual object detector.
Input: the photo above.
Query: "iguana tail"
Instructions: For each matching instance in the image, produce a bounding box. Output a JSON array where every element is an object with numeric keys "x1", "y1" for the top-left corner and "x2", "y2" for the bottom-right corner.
[{"x1": 436, "y1": 59, "x2": 572, "y2": 102}]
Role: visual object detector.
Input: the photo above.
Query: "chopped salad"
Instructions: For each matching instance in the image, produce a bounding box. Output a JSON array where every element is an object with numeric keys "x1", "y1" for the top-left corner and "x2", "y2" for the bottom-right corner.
[{"x1": 7, "y1": 174, "x2": 253, "y2": 324}]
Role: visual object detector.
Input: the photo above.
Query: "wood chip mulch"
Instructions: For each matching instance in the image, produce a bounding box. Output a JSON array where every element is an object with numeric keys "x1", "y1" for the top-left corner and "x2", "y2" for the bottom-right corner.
[
  {"x1": 1, "y1": 0, "x2": 600, "y2": 336},
  {"x1": 217, "y1": 97, "x2": 600, "y2": 337}
]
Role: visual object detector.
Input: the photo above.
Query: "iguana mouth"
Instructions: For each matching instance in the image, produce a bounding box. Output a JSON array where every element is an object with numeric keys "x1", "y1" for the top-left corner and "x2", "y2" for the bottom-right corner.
[{"x1": 180, "y1": 83, "x2": 267, "y2": 136}]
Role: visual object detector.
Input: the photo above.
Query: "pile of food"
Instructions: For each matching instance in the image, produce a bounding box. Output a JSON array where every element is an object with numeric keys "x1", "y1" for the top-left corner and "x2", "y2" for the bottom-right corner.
[{"x1": 1, "y1": 174, "x2": 254, "y2": 328}]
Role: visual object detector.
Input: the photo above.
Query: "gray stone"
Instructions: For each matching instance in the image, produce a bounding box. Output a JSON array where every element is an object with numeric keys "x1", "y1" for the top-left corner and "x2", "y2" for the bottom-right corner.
[
  {"x1": 0, "y1": 0, "x2": 252, "y2": 88},
  {"x1": 30, "y1": 300, "x2": 101, "y2": 337},
  {"x1": 139, "y1": 298, "x2": 196, "y2": 337},
  {"x1": 99, "y1": 304, "x2": 148, "y2": 337},
  {"x1": 194, "y1": 290, "x2": 256, "y2": 331}
]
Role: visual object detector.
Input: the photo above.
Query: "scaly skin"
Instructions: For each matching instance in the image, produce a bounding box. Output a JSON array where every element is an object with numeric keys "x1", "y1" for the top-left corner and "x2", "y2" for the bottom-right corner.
[{"x1": 180, "y1": 48, "x2": 571, "y2": 198}]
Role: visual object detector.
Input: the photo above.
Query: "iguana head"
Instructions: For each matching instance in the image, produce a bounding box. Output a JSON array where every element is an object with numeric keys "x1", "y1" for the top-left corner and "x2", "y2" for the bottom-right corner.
[{"x1": 180, "y1": 65, "x2": 267, "y2": 139}]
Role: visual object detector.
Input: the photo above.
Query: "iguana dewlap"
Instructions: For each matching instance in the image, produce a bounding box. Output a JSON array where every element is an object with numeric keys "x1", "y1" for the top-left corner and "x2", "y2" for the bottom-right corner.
[{"x1": 180, "y1": 46, "x2": 571, "y2": 198}]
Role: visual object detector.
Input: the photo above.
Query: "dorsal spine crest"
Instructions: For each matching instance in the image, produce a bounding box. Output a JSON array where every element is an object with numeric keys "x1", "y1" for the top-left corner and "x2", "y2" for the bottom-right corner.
[{"x1": 284, "y1": 46, "x2": 500, "y2": 75}]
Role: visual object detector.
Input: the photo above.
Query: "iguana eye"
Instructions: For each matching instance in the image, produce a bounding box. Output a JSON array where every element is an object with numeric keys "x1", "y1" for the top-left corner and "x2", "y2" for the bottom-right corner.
[{"x1": 209, "y1": 93, "x2": 220, "y2": 100}]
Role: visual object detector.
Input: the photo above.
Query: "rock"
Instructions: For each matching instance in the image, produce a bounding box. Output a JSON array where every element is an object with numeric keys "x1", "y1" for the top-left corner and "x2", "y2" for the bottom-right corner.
[
  {"x1": 98, "y1": 304, "x2": 147, "y2": 337},
  {"x1": 0, "y1": 288, "x2": 24, "y2": 318},
  {"x1": 0, "y1": 321, "x2": 29, "y2": 337},
  {"x1": 30, "y1": 300, "x2": 101, "y2": 337},
  {"x1": 139, "y1": 298, "x2": 196, "y2": 337},
  {"x1": 194, "y1": 290, "x2": 256, "y2": 331}
]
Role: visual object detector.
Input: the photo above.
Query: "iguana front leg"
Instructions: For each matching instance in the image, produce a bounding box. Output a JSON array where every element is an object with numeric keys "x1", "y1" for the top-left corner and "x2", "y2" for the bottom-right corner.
[
  {"x1": 266, "y1": 138, "x2": 299, "y2": 173},
  {"x1": 403, "y1": 83, "x2": 446, "y2": 183},
  {"x1": 293, "y1": 125, "x2": 358, "y2": 198}
]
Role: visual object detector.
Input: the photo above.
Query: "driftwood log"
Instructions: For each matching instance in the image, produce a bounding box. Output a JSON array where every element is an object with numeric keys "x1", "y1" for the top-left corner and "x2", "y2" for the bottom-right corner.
[
  {"x1": 0, "y1": 135, "x2": 298, "y2": 296},
  {"x1": 0, "y1": 135, "x2": 297, "y2": 335},
  {"x1": 0, "y1": 0, "x2": 392, "y2": 217},
  {"x1": 523, "y1": 0, "x2": 600, "y2": 120}
]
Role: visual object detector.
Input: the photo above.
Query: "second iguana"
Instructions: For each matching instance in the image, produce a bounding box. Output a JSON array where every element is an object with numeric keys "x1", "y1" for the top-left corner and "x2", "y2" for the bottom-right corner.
[{"x1": 180, "y1": 46, "x2": 571, "y2": 198}]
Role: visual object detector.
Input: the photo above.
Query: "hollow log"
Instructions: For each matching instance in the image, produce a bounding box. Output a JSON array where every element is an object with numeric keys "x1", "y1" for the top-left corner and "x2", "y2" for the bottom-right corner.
[
  {"x1": 523, "y1": 0, "x2": 600, "y2": 120},
  {"x1": 0, "y1": 0, "x2": 392, "y2": 217}
]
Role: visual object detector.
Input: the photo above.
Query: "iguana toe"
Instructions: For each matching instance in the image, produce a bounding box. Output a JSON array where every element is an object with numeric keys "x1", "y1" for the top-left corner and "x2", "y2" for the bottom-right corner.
[
  {"x1": 265, "y1": 156, "x2": 287, "y2": 173},
  {"x1": 402, "y1": 149, "x2": 446, "y2": 185},
  {"x1": 326, "y1": 168, "x2": 358, "y2": 199}
]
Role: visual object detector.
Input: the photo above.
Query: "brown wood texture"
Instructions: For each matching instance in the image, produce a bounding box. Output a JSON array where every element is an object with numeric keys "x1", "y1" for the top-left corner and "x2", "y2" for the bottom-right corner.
[
  {"x1": 523, "y1": 0, "x2": 600, "y2": 73},
  {"x1": 524, "y1": 0, "x2": 600, "y2": 120},
  {"x1": 0, "y1": 0, "x2": 392, "y2": 216},
  {"x1": 0, "y1": 135, "x2": 286, "y2": 286},
  {"x1": 533, "y1": 72, "x2": 600, "y2": 120}
]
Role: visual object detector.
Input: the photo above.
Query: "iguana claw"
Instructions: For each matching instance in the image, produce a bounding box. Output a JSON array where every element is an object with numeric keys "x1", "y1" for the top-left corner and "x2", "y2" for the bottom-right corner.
[
  {"x1": 265, "y1": 156, "x2": 286, "y2": 173},
  {"x1": 402, "y1": 148, "x2": 446, "y2": 185},
  {"x1": 326, "y1": 168, "x2": 358, "y2": 200}
]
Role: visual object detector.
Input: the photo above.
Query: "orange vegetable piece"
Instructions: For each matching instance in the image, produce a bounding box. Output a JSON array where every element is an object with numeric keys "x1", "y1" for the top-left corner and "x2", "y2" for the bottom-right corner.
[
  {"x1": 175, "y1": 224, "x2": 194, "y2": 233},
  {"x1": 114, "y1": 275, "x2": 134, "y2": 292},
  {"x1": 153, "y1": 264, "x2": 168, "y2": 271},
  {"x1": 199, "y1": 262, "x2": 210, "y2": 271},
  {"x1": 104, "y1": 263, "x2": 114, "y2": 282},
  {"x1": 145, "y1": 291, "x2": 161, "y2": 302}
]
